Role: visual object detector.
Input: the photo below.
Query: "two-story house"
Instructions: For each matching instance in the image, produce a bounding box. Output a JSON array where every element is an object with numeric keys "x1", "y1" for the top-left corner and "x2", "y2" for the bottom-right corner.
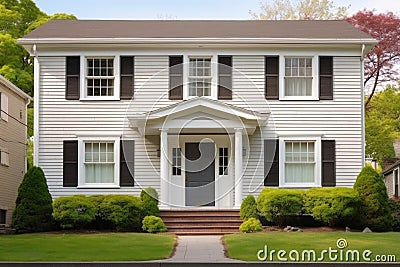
[
  {"x1": 19, "y1": 20, "x2": 376, "y2": 209},
  {"x1": 0, "y1": 75, "x2": 31, "y2": 227}
]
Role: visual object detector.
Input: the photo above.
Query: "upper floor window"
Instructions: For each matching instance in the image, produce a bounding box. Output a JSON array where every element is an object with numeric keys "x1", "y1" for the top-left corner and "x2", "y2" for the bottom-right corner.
[
  {"x1": 0, "y1": 92, "x2": 8, "y2": 122},
  {"x1": 284, "y1": 57, "x2": 313, "y2": 97},
  {"x1": 0, "y1": 149, "x2": 9, "y2": 167},
  {"x1": 85, "y1": 57, "x2": 115, "y2": 98},
  {"x1": 188, "y1": 58, "x2": 212, "y2": 97}
]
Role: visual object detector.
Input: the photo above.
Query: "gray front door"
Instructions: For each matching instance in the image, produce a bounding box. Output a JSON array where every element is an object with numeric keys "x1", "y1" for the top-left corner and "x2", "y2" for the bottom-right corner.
[{"x1": 185, "y1": 142, "x2": 215, "y2": 206}]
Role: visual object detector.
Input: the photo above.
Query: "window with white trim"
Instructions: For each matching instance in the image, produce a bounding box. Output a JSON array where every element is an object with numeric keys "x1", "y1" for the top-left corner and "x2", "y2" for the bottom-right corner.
[
  {"x1": 0, "y1": 149, "x2": 9, "y2": 167},
  {"x1": 0, "y1": 92, "x2": 8, "y2": 122},
  {"x1": 279, "y1": 137, "x2": 321, "y2": 187},
  {"x1": 284, "y1": 57, "x2": 313, "y2": 97},
  {"x1": 85, "y1": 58, "x2": 115, "y2": 97},
  {"x1": 188, "y1": 58, "x2": 212, "y2": 97},
  {"x1": 83, "y1": 141, "x2": 115, "y2": 184},
  {"x1": 172, "y1": 148, "x2": 181, "y2": 176},
  {"x1": 219, "y1": 147, "x2": 228, "y2": 175}
]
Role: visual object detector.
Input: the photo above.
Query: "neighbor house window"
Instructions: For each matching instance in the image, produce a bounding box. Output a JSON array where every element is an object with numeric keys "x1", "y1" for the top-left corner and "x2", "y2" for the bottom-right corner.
[
  {"x1": 0, "y1": 209, "x2": 6, "y2": 224},
  {"x1": 219, "y1": 147, "x2": 228, "y2": 175},
  {"x1": 395, "y1": 168, "x2": 399, "y2": 198},
  {"x1": 284, "y1": 57, "x2": 313, "y2": 97},
  {"x1": 0, "y1": 92, "x2": 8, "y2": 122},
  {"x1": 284, "y1": 141, "x2": 316, "y2": 185},
  {"x1": 84, "y1": 142, "x2": 115, "y2": 184},
  {"x1": 0, "y1": 149, "x2": 9, "y2": 167},
  {"x1": 172, "y1": 148, "x2": 181, "y2": 176},
  {"x1": 188, "y1": 58, "x2": 212, "y2": 97},
  {"x1": 86, "y1": 58, "x2": 115, "y2": 97}
]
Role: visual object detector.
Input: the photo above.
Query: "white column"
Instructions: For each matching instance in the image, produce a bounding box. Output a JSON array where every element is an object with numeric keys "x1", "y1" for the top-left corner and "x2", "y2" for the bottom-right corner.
[
  {"x1": 234, "y1": 128, "x2": 243, "y2": 208},
  {"x1": 160, "y1": 129, "x2": 169, "y2": 207}
]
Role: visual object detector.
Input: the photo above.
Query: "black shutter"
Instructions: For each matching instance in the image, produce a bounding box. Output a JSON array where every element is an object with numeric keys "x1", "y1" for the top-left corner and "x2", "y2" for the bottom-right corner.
[
  {"x1": 322, "y1": 140, "x2": 336, "y2": 186},
  {"x1": 66, "y1": 56, "x2": 80, "y2": 100},
  {"x1": 218, "y1": 56, "x2": 232, "y2": 100},
  {"x1": 319, "y1": 56, "x2": 333, "y2": 100},
  {"x1": 120, "y1": 56, "x2": 134, "y2": 100},
  {"x1": 264, "y1": 139, "x2": 279, "y2": 186},
  {"x1": 63, "y1": 140, "x2": 78, "y2": 187},
  {"x1": 169, "y1": 56, "x2": 183, "y2": 100},
  {"x1": 265, "y1": 56, "x2": 279, "y2": 100},
  {"x1": 120, "y1": 140, "x2": 134, "y2": 187}
]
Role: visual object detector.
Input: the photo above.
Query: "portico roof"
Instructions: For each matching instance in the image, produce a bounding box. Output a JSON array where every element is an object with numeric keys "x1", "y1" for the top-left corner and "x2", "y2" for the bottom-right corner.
[{"x1": 129, "y1": 97, "x2": 269, "y2": 135}]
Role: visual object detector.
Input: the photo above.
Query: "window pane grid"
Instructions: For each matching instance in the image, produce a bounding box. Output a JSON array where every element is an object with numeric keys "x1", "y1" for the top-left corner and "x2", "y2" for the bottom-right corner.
[
  {"x1": 84, "y1": 141, "x2": 115, "y2": 184},
  {"x1": 172, "y1": 148, "x2": 181, "y2": 176},
  {"x1": 285, "y1": 141, "x2": 315, "y2": 183},
  {"x1": 219, "y1": 147, "x2": 228, "y2": 175},
  {"x1": 188, "y1": 58, "x2": 212, "y2": 97},
  {"x1": 86, "y1": 58, "x2": 114, "y2": 97},
  {"x1": 284, "y1": 57, "x2": 312, "y2": 97}
]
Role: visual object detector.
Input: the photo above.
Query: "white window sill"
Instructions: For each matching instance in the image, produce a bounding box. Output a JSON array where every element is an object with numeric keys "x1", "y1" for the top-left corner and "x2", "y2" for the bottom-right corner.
[
  {"x1": 79, "y1": 97, "x2": 120, "y2": 101},
  {"x1": 77, "y1": 184, "x2": 120, "y2": 189},
  {"x1": 280, "y1": 183, "x2": 321, "y2": 188},
  {"x1": 279, "y1": 96, "x2": 319, "y2": 101}
]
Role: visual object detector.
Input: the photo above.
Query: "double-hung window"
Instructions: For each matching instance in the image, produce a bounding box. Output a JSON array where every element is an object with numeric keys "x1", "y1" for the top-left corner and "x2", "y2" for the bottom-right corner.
[
  {"x1": 86, "y1": 58, "x2": 115, "y2": 98},
  {"x1": 84, "y1": 142, "x2": 115, "y2": 184},
  {"x1": 280, "y1": 137, "x2": 321, "y2": 187},
  {"x1": 188, "y1": 58, "x2": 212, "y2": 97},
  {"x1": 284, "y1": 57, "x2": 313, "y2": 97}
]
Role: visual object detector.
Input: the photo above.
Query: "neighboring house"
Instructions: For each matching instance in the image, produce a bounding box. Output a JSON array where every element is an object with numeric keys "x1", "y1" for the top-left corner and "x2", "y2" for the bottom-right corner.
[
  {"x1": 19, "y1": 20, "x2": 376, "y2": 208},
  {"x1": 0, "y1": 75, "x2": 31, "y2": 226},
  {"x1": 382, "y1": 141, "x2": 400, "y2": 198}
]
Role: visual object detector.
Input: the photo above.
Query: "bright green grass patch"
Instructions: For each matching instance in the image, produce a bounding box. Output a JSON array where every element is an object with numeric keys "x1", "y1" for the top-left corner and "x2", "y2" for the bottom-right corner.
[
  {"x1": 224, "y1": 232, "x2": 400, "y2": 262},
  {"x1": 0, "y1": 233, "x2": 175, "y2": 261}
]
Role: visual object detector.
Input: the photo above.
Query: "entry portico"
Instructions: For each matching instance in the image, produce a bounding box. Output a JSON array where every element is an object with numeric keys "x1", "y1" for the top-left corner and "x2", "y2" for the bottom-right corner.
[{"x1": 130, "y1": 97, "x2": 268, "y2": 208}]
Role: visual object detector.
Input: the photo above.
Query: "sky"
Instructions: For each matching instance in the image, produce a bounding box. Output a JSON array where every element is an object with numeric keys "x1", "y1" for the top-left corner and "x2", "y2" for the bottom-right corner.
[{"x1": 33, "y1": 0, "x2": 400, "y2": 20}]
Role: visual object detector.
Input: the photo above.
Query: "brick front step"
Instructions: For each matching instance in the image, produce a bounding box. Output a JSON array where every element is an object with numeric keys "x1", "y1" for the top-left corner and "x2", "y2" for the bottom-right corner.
[{"x1": 160, "y1": 209, "x2": 242, "y2": 235}]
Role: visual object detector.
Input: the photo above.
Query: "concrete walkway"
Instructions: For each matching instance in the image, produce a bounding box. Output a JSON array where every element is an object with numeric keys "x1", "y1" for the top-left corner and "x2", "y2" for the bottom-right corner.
[{"x1": 166, "y1": 235, "x2": 241, "y2": 262}]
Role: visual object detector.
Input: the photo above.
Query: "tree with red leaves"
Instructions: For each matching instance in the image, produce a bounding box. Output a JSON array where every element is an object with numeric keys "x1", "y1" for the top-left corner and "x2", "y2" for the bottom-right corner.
[{"x1": 346, "y1": 10, "x2": 400, "y2": 108}]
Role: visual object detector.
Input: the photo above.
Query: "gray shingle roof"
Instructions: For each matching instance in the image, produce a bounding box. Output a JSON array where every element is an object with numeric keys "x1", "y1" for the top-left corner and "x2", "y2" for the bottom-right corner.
[{"x1": 21, "y1": 20, "x2": 374, "y2": 40}]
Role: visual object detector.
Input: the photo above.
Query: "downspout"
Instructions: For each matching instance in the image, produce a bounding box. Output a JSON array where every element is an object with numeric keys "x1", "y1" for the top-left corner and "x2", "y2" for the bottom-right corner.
[
  {"x1": 361, "y1": 44, "x2": 366, "y2": 167},
  {"x1": 33, "y1": 44, "x2": 40, "y2": 166}
]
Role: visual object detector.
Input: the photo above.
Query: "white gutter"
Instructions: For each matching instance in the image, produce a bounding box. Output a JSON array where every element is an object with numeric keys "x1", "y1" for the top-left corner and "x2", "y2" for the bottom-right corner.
[
  {"x1": 361, "y1": 44, "x2": 366, "y2": 167},
  {"x1": 18, "y1": 37, "x2": 378, "y2": 45},
  {"x1": 33, "y1": 44, "x2": 40, "y2": 166}
]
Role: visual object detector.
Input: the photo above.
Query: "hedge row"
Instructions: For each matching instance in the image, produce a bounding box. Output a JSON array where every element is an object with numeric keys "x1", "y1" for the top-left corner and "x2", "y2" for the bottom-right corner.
[{"x1": 53, "y1": 188, "x2": 160, "y2": 231}]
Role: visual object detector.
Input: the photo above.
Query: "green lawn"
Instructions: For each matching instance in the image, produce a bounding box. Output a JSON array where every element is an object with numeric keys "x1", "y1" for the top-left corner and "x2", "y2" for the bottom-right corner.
[
  {"x1": 224, "y1": 232, "x2": 400, "y2": 262},
  {"x1": 0, "y1": 233, "x2": 176, "y2": 261}
]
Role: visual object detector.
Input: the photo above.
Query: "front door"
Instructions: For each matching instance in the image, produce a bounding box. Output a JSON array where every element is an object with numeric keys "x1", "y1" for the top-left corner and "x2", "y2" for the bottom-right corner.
[{"x1": 185, "y1": 142, "x2": 215, "y2": 206}]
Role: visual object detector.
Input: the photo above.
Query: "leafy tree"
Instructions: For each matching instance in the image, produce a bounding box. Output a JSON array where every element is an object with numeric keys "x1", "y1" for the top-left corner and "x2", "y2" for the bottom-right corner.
[
  {"x1": 12, "y1": 166, "x2": 54, "y2": 233},
  {"x1": 346, "y1": 10, "x2": 400, "y2": 108},
  {"x1": 250, "y1": 0, "x2": 348, "y2": 20},
  {"x1": 365, "y1": 84, "x2": 400, "y2": 163},
  {"x1": 354, "y1": 166, "x2": 392, "y2": 231}
]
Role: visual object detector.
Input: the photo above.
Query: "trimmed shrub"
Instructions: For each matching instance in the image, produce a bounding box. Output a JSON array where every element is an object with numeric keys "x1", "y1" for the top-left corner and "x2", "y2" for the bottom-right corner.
[
  {"x1": 53, "y1": 195, "x2": 96, "y2": 229},
  {"x1": 140, "y1": 187, "x2": 159, "y2": 217},
  {"x1": 257, "y1": 188, "x2": 303, "y2": 226},
  {"x1": 240, "y1": 195, "x2": 258, "y2": 221},
  {"x1": 304, "y1": 188, "x2": 362, "y2": 227},
  {"x1": 389, "y1": 198, "x2": 400, "y2": 232},
  {"x1": 99, "y1": 195, "x2": 143, "y2": 231},
  {"x1": 87, "y1": 195, "x2": 111, "y2": 229},
  {"x1": 239, "y1": 218, "x2": 262, "y2": 233},
  {"x1": 354, "y1": 166, "x2": 392, "y2": 231},
  {"x1": 142, "y1": 216, "x2": 167, "y2": 233},
  {"x1": 12, "y1": 166, "x2": 54, "y2": 233}
]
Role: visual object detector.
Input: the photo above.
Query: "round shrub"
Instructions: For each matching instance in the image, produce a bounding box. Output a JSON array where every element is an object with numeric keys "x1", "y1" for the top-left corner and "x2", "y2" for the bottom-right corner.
[
  {"x1": 239, "y1": 218, "x2": 262, "y2": 233},
  {"x1": 99, "y1": 195, "x2": 143, "y2": 231},
  {"x1": 140, "y1": 187, "x2": 159, "y2": 217},
  {"x1": 354, "y1": 166, "x2": 392, "y2": 231},
  {"x1": 304, "y1": 187, "x2": 362, "y2": 227},
  {"x1": 12, "y1": 166, "x2": 54, "y2": 233},
  {"x1": 240, "y1": 195, "x2": 258, "y2": 220},
  {"x1": 53, "y1": 195, "x2": 96, "y2": 229},
  {"x1": 142, "y1": 215, "x2": 167, "y2": 233},
  {"x1": 257, "y1": 188, "x2": 304, "y2": 226},
  {"x1": 389, "y1": 198, "x2": 400, "y2": 232}
]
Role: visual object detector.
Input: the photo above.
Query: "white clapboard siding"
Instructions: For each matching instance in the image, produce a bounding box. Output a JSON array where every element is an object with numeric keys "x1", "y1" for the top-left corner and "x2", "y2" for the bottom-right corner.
[{"x1": 38, "y1": 54, "x2": 363, "y2": 200}]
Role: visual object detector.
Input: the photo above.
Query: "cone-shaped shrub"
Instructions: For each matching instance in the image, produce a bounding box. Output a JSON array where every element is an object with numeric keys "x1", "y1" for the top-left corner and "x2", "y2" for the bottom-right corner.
[
  {"x1": 12, "y1": 166, "x2": 54, "y2": 233},
  {"x1": 354, "y1": 165, "x2": 392, "y2": 231}
]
